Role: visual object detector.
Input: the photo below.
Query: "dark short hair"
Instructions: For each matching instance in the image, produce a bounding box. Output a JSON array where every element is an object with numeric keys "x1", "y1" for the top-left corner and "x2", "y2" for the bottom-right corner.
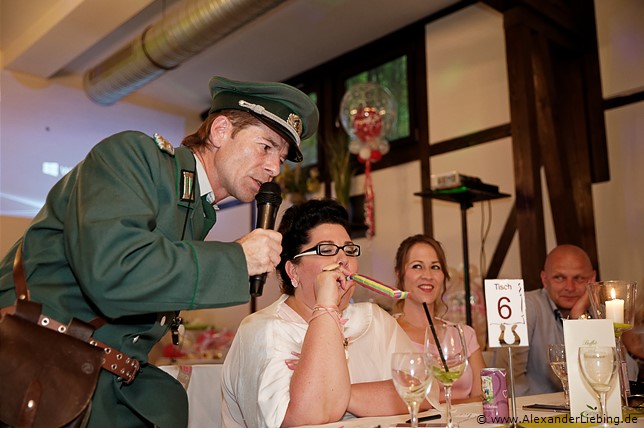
[
  {"x1": 276, "y1": 199, "x2": 350, "y2": 295},
  {"x1": 393, "y1": 234, "x2": 450, "y2": 316}
]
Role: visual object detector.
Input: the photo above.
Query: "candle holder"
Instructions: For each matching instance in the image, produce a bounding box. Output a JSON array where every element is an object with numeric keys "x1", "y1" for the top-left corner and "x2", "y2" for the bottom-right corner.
[{"x1": 586, "y1": 280, "x2": 638, "y2": 407}]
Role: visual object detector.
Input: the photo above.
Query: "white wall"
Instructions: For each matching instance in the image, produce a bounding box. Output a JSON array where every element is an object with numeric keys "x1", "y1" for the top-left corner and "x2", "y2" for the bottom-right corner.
[
  {"x1": 0, "y1": 71, "x2": 198, "y2": 253},
  {"x1": 1, "y1": 0, "x2": 642, "y2": 336},
  {"x1": 593, "y1": 0, "x2": 644, "y2": 285}
]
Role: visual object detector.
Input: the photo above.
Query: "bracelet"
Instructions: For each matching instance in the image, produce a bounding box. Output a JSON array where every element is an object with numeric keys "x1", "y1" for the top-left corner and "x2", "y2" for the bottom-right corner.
[
  {"x1": 309, "y1": 305, "x2": 346, "y2": 344},
  {"x1": 310, "y1": 305, "x2": 341, "y2": 326},
  {"x1": 312, "y1": 304, "x2": 340, "y2": 314}
]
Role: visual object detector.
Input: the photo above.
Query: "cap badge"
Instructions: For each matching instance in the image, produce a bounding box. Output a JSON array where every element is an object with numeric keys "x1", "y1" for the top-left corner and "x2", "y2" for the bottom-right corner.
[
  {"x1": 154, "y1": 133, "x2": 175, "y2": 156},
  {"x1": 287, "y1": 113, "x2": 303, "y2": 137}
]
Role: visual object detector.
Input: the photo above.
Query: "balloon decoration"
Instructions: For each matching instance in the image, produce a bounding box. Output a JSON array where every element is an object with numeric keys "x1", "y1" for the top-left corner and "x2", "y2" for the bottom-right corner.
[{"x1": 339, "y1": 83, "x2": 396, "y2": 238}]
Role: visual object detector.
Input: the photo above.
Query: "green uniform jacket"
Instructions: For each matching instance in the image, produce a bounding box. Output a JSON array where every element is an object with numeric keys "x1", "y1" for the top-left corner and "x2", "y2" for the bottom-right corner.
[{"x1": 0, "y1": 131, "x2": 250, "y2": 427}]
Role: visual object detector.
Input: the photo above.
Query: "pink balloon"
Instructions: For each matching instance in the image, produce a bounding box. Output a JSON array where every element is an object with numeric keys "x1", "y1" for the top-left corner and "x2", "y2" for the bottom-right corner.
[{"x1": 352, "y1": 107, "x2": 383, "y2": 142}]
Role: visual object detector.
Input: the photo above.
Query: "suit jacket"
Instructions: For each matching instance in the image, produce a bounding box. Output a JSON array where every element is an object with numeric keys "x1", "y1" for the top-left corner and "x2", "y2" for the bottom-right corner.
[
  {"x1": 0, "y1": 131, "x2": 250, "y2": 427},
  {"x1": 492, "y1": 288, "x2": 563, "y2": 396}
]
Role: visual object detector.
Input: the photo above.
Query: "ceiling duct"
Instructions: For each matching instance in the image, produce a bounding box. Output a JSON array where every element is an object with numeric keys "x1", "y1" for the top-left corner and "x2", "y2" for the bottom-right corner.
[{"x1": 83, "y1": 0, "x2": 287, "y2": 105}]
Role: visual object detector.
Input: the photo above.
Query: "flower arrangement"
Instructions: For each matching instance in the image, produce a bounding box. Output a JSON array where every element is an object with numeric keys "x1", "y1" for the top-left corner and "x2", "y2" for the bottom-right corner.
[{"x1": 275, "y1": 164, "x2": 321, "y2": 201}]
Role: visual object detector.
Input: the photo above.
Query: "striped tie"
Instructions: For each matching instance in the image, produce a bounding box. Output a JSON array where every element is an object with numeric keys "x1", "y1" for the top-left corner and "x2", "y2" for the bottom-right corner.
[{"x1": 554, "y1": 309, "x2": 563, "y2": 326}]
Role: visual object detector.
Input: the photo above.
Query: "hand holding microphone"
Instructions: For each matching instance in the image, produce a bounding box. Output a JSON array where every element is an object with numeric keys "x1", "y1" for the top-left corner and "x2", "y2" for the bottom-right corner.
[{"x1": 248, "y1": 182, "x2": 282, "y2": 297}]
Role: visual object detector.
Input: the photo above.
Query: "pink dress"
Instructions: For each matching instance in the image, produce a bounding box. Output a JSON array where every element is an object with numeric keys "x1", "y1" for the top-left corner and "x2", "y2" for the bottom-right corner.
[{"x1": 412, "y1": 323, "x2": 480, "y2": 400}]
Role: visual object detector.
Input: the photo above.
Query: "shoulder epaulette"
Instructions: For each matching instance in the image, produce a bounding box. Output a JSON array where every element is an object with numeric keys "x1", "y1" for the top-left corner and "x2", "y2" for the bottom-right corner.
[{"x1": 153, "y1": 133, "x2": 175, "y2": 156}]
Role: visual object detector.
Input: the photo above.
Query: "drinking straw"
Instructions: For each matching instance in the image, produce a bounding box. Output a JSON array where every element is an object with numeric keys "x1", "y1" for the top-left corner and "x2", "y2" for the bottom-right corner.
[
  {"x1": 348, "y1": 273, "x2": 409, "y2": 300},
  {"x1": 423, "y1": 302, "x2": 449, "y2": 372}
]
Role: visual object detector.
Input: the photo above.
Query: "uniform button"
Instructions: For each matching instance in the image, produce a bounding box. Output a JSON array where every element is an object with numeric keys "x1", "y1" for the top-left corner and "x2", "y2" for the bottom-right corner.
[
  {"x1": 160, "y1": 316, "x2": 166, "y2": 326},
  {"x1": 132, "y1": 336, "x2": 140, "y2": 343}
]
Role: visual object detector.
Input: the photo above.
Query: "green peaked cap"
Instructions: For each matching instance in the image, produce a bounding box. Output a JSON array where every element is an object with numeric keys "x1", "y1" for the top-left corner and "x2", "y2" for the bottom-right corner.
[{"x1": 208, "y1": 76, "x2": 319, "y2": 163}]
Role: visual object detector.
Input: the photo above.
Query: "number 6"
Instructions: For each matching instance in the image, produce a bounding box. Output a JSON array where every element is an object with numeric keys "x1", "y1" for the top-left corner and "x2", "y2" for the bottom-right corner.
[{"x1": 497, "y1": 296, "x2": 512, "y2": 319}]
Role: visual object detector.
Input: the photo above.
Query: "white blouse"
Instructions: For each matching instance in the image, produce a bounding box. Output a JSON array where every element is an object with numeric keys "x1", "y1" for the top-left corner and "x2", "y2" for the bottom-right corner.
[{"x1": 221, "y1": 294, "x2": 417, "y2": 427}]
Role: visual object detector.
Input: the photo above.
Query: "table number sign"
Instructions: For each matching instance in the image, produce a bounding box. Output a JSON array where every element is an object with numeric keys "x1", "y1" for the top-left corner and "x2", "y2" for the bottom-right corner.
[
  {"x1": 563, "y1": 320, "x2": 621, "y2": 420},
  {"x1": 484, "y1": 279, "x2": 529, "y2": 348}
]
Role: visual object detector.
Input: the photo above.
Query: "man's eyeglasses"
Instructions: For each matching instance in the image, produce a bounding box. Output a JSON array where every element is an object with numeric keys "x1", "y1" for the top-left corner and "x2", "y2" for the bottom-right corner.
[{"x1": 293, "y1": 243, "x2": 361, "y2": 259}]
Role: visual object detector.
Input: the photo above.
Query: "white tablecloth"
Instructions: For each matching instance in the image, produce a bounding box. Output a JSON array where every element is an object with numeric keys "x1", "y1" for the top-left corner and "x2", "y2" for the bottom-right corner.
[
  {"x1": 160, "y1": 363, "x2": 223, "y2": 428},
  {"x1": 298, "y1": 392, "x2": 569, "y2": 428},
  {"x1": 158, "y1": 365, "x2": 642, "y2": 428}
]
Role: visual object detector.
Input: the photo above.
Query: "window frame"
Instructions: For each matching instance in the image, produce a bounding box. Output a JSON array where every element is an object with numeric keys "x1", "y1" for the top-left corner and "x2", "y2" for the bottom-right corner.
[{"x1": 284, "y1": 23, "x2": 429, "y2": 183}]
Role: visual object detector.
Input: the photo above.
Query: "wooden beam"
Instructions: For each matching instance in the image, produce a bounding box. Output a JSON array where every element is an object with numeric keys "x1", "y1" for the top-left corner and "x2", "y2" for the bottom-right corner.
[
  {"x1": 604, "y1": 87, "x2": 644, "y2": 110},
  {"x1": 530, "y1": 35, "x2": 584, "y2": 244},
  {"x1": 429, "y1": 124, "x2": 512, "y2": 156},
  {"x1": 577, "y1": 0, "x2": 610, "y2": 184},
  {"x1": 552, "y1": 47, "x2": 600, "y2": 269},
  {"x1": 504, "y1": 8, "x2": 548, "y2": 283},
  {"x1": 482, "y1": 1, "x2": 577, "y2": 49},
  {"x1": 498, "y1": 1, "x2": 604, "y2": 281},
  {"x1": 410, "y1": 35, "x2": 434, "y2": 236}
]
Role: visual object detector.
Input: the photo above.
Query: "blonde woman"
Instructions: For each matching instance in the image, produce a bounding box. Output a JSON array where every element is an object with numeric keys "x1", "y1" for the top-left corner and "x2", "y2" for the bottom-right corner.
[{"x1": 393, "y1": 234, "x2": 485, "y2": 403}]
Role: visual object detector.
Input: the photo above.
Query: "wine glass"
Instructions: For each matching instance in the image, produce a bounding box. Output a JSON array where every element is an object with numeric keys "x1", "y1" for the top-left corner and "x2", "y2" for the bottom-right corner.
[
  {"x1": 587, "y1": 280, "x2": 638, "y2": 405},
  {"x1": 548, "y1": 344, "x2": 570, "y2": 407},
  {"x1": 391, "y1": 353, "x2": 432, "y2": 428},
  {"x1": 425, "y1": 322, "x2": 468, "y2": 428},
  {"x1": 578, "y1": 346, "x2": 619, "y2": 428}
]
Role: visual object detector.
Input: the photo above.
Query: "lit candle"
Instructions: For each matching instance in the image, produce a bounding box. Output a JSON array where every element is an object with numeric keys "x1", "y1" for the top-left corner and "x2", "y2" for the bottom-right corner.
[{"x1": 604, "y1": 287, "x2": 624, "y2": 323}]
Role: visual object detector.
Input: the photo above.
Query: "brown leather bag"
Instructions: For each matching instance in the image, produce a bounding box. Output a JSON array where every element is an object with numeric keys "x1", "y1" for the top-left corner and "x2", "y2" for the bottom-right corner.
[{"x1": 0, "y1": 244, "x2": 104, "y2": 428}]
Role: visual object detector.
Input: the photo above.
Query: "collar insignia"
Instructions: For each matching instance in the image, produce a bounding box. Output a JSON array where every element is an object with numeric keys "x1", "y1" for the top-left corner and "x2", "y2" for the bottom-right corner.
[
  {"x1": 154, "y1": 133, "x2": 175, "y2": 156},
  {"x1": 287, "y1": 113, "x2": 303, "y2": 137}
]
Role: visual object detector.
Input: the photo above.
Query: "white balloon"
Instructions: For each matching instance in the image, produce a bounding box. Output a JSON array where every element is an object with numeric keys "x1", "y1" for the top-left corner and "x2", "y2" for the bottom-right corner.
[
  {"x1": 359, "y1": 146, "x2": 371, "y2": 161},
  {"x1": 349, "y1": 139, "x2": 362, "y2": 154}
]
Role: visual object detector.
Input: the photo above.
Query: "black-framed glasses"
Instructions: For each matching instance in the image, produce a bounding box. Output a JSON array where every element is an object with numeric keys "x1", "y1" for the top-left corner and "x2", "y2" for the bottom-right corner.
[{"x1": 293, "y1": 243, "x2": 361, "y2": 259}]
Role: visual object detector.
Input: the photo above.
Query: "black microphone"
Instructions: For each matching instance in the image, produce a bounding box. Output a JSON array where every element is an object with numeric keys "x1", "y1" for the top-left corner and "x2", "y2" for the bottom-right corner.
[{"x1": 249, "y1": 181, "x2": 282, "y2": 297}]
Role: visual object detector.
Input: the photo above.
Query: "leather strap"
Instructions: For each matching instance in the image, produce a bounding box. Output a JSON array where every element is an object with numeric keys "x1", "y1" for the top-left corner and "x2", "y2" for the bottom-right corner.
[
  {"x1": 12, "y1": 242, "x2": 28, "y2": 301},
  {"x1": 33, "y1": 308, "x2": 140, "y2": 384},
  {"x1": 9, "y1": 243, "x2": 140, "y2": 385}
]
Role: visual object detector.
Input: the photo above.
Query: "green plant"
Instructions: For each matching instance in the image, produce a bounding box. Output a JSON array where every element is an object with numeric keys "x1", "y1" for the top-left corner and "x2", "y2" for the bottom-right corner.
[
  {"x1": 324, "y1": 133, "x2": 355, "y2": 209},
  {"x1": 275, "y1": 164, "x2": 321, "y2": 198}
]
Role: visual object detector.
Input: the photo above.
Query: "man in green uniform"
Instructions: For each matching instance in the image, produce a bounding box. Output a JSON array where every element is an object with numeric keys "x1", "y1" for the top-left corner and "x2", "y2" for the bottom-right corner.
[{"x1": 0, "y1": 76, "x2": 318, "y2": 427}]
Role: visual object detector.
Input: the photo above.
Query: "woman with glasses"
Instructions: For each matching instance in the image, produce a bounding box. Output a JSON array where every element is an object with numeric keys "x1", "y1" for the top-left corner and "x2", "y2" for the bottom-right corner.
[
  {"x1": 392, "y1": 234, "x2": 485, "y2": 403},
  {"x1": 222, "y1": 199, "x2": 423, "y2": 427}
]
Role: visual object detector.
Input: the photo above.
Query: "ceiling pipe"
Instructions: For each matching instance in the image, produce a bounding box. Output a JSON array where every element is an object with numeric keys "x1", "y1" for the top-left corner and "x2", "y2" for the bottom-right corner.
[{"x1": 84, "y1": 0, "x2": 287, "y2": 105}]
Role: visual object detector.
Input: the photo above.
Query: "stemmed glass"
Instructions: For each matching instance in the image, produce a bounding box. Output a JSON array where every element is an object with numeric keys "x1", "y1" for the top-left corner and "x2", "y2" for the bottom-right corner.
[
  {"x1": 391, "y1": 352, "x2": 432, "y2": 428},
  {"x1": 578, "y1": 346, "x2": 619, "y2": 428},
  {"x1": 586, "y1": 280, "x2": 638, "y2": 405},
  {"x1": 548, "y1": 344, "x2": 570, "y2": 407},
  {"x1": 425, "y1": 322, "x2": 468, "y2": 428}
]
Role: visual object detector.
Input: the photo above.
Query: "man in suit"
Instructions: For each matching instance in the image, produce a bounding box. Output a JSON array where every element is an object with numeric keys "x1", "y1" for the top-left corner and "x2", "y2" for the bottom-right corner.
[
  {"x1": 0, "y1": 76, "x2": 318, "y2": 427},
  {"x1": 494, "y1": 244, "x2": 596, "y2": 396}
]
